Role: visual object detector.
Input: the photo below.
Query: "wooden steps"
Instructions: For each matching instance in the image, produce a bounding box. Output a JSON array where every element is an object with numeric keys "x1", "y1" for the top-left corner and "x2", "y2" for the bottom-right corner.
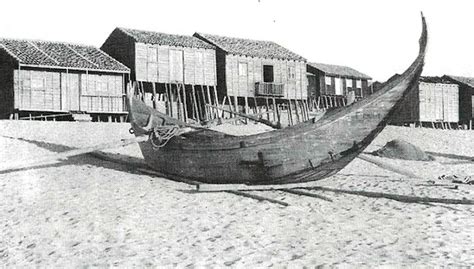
[{"x1": 71, "y1": 113, "x2": 92, "y2": 122}]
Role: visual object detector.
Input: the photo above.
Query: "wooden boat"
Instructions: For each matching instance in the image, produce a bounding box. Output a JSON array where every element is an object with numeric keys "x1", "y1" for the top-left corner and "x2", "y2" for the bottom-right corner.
[{"x1": 128, "y1": 15, "x2": 428, "y2": 185}]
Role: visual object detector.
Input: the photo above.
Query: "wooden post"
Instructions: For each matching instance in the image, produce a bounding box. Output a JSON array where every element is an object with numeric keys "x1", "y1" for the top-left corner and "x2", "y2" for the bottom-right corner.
[
  {"x1": 212, "y1": 86, "x2": 220, "y2": 120},
  {"x1": 272, "y1": 98, "x2": 277, "y2": 122},
  {"x1": 151, "y1": 82, "x2": 157, "y2": 109},
  {"x1": 175, "y1": 83, "x2": 182, "y2": 121},
  {"x1": 182, "y1": 84, "x2": 188, "y2": 123},
  {"x1": 200, "y1": 86, "x2": 209, "y2": 121},
  {"x1": 233, "y1": 95, "x2": 238, "y2": 115},
  {"x1": 265, "y1": 98, "x2": 270, "y2": 121},
  {"x1": 244, "y1": 96, "x2": 249, "y2": 124},
  {"x1": 287, "y1": 99, "x2": 293, "y2": 126},
  {"x1": 164, "y1": 83, "x2": 170, "y2": 115},
  {"x1": 293, "y1": 99, "x2": 300, "y2": 123},
  {"x1": 227, "y1": 95, "x2": 235, "y2": 119},
  {"x1": 191, "y1": 86, "x2": 198, "y2": 121},
  {"x1": 221, "y1": 96, "x2": 227, "y2": 118},
  {"x1": 205, "y1": 85, "x2": 213, "y2": 120},
  {"x1": 276, "y1": 103, "x2": 281, "y2": 125}
]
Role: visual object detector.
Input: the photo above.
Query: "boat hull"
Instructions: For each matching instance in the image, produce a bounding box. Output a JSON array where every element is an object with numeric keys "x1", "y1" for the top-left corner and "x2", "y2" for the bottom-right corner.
[{"x1": 129, "y1": 16, "x2": 428, "y2": 185}]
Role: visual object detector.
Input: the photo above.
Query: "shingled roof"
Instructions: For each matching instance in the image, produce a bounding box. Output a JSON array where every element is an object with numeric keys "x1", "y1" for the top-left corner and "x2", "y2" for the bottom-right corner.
[
  {"x1": 308, "y1": 62, "x2": 371, "y2": 80},
  {"x1": 194, "y1": 33, "x2": 306, "y2": 62},
  {"x1": 117, "y1": 28, "x2": 214, "y2": 50},
  {"x1": 444, "y1": 75, "x2": 474, "y2": 88},
  {"x1": 0, "y1": 38, "x2": 129, "y2": 72}
]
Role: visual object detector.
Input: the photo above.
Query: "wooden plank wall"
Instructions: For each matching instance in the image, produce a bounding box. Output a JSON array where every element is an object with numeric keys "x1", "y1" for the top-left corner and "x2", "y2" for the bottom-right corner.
[
  {"x1": 321, "y1": 75, "x2": 367, "y2": 98},
  {"x1": 100, "y1": 29, "x2": 135, "y2": 78},
  {"x1": 135, "y1": 42, "x2": 216, "y2": 86},
  {"x1": 13, "y1": 69, "x2": 126, "y2": 113},
  {"x1": 80, "y1": 73, "x2": 125, "y2": 113},
  {"x1": 419, "y1": 82, "x2": 459, "y2": 122},
  {"x1": 14, "y1": 70, "x2": 61, "y2": 111},
  {"x1": 0, "y1": 51, "x2": 15, "y2": 117},
  {"x1": 224, "y1": 54, "x2": 307, "y2": 99}
]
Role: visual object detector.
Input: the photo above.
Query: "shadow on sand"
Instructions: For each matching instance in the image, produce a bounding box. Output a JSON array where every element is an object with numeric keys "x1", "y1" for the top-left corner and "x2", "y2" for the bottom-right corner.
[{"x1": 0, "y1": 135, "x2": 148, "y2": 177}]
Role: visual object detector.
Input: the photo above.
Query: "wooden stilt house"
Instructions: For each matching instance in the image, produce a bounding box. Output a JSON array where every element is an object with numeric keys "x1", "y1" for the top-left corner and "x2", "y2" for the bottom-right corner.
[
  {"x1": 307, "y1": 62, "x2": 371, "y2": 108},
  {"x1": 392, "y1": 76, "x2": 465, "y2": 127},
  {"x1": 101, "y1": 28, "x2": 217, "y2": 122},
  {"x1": 442, "y1": 75, "x2": 474, "y2": 126},
  {"x1": 0, "y1": 38, "x2": 130, "y2": 121},
  {"x1": 193, "y1": 32, "x2": 308, "y2": 119}
]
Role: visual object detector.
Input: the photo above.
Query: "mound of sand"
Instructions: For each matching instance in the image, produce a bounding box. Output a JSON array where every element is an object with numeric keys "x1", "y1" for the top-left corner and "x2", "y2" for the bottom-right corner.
[{"x1": 371, "y1": 139, "x2": 433, "y2": 161}]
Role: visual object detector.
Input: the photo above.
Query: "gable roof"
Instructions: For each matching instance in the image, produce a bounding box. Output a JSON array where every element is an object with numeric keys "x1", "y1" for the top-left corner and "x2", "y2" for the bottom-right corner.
[
  {"x1": 194, "y1": 32, "x2": 306, "y2": 62},
  {"x1": 443, "y1": 75, "x2": 474, "y2": 88},
  {"x1": 117, "y1": 28, "x2": 214, "y2": 50},
  {"x1": 308, "y1": 62, "x2": 371, "y2": 80},
  {"x1": 0, "y1": 38, "x2": 129, "y2": 72},
  {"x1": 419, "y1": 76, "x2": 456, "y2": 84}
]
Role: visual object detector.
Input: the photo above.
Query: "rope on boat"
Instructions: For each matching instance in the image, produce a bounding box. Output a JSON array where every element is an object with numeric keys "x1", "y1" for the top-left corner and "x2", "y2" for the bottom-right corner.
[{"x1": 149, "y1": 125, "x2": 181, "y2": 149}]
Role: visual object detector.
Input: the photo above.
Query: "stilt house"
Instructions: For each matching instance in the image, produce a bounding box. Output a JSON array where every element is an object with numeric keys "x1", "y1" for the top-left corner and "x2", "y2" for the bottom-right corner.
[
  {"x1": 392, "y1": 76, "x2": 466, "y2": 126},
  {"x1": 307, "y1": 62, "x2": 371, "y2": 105},
  {"x1": 0, "y1": 38, "x2": 130, "y2": 121},
  {"x1": 442, "y1": 75, "x2": 474, "y2": 125},
  {"x1": 193, "y1": 33, "x2": 307, "y2": 109},
  {"x1": 101, "y1": 28, "x2": 217, "y2": 122}
]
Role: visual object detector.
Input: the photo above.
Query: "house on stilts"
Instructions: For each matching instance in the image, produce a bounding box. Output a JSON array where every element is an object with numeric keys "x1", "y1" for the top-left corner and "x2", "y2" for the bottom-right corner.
[
  {"x1": 101, "y1": 28, "x2": 218, "y2": 123},
  {"x1": 307, "y1": 62, "x2": 371, "y2": 109},
  {"x1": 0, "y1": 38, "x2": 130, "y2": 121},
  {"x1": 391, "y1": 76, "x2": 473, "y2": 129},
  {"x1": 193, "y1": 32, "x2": 309, "y2": 124}
]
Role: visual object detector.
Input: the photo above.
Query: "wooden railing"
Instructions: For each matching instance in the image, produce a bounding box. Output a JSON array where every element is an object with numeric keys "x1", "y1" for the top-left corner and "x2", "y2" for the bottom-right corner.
[{"x1": 255, "y1": 82, "x2": 284, "y2": 97}]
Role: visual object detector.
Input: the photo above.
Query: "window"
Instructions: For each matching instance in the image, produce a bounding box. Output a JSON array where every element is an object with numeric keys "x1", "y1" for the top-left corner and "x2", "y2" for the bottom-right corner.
[
  {"x1": 238, "y1": 62, "x2": 248, "y2": 76},
  {"x1": 325, "y1": 76, "x2": 332, "y2": 86},
  {"x1": 346, "y1": 78, "x2": 352, "y2": 88},
  {"x1": 263, "y1": 65, "x2": 274, "y2": 82},
  {"x1": 356, "y1": 79, "x2": 362, "y2": 88},
  {"x1": 288, "y1": 66, "x2": 296, "y2": 80}
]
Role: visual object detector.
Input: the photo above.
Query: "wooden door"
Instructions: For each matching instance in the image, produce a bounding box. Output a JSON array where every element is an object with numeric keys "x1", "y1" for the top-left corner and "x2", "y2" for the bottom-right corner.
[{"x1": 169, "y1": 49, "x2": 184, "y2": 82}]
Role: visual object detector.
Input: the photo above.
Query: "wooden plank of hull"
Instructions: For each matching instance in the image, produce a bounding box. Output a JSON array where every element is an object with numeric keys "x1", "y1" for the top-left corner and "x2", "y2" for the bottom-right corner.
[{"x1": 129, "y1": 15, "x2": 428, "y2": 184}]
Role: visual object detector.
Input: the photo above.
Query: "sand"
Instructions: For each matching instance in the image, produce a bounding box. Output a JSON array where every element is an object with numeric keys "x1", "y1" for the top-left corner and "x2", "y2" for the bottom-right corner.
[{"x1": 0, "y1": 121, "x2": 473, "y2": 267}]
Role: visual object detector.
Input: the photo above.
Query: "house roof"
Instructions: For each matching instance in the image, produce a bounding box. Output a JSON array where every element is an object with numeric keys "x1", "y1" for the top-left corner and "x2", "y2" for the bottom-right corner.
[
  {"x1": 308, "y1": 62, "x2": 371, "y2": 80},
  {"x1": 419, "y1": 76, "x2": 455, "y2": 84},
  {"x1": 194, "y1": 32, "x2": 306, "y2": 62},
  {"x1": 443, "y1": 75, "x2": 474, "y2": 88},
  {"x1": 117, "y1": 28, "x2": 215, "y2": 50},
  {"x1": 0, "y1": 38, "x2": 129, "y2": 72}
]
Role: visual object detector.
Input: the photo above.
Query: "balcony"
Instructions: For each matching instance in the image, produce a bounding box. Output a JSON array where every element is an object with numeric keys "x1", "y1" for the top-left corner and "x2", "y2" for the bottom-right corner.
[{"x1": 255, "y1": 82, "x2": 284, "y2": 97}]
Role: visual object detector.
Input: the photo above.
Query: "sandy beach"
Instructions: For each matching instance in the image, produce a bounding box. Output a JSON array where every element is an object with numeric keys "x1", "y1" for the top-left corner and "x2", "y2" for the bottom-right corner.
[{"x1": 0, "y1": 121, "x2": 473, "y2": 267}]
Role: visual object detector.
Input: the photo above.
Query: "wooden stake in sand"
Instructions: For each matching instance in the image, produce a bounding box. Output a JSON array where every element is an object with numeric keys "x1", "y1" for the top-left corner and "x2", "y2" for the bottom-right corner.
[{"x1": 0, "y1": 136, "x2": 149, "y2": 173}]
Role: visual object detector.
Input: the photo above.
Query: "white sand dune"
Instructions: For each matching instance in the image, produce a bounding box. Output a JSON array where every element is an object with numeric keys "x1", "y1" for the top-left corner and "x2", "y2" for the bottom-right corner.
[{"x1": 0, "y1": 121, "x2": 473, "y2": 267}]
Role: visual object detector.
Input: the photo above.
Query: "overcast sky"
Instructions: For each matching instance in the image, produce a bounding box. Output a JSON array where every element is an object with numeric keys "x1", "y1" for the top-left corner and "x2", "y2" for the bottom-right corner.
[{"x1": 1, "y1": 0, "x2": 472, "y2": 81}]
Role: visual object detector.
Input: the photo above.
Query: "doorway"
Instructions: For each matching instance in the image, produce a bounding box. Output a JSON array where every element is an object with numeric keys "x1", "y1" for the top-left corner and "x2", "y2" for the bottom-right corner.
[{"x1": 263, "y1": 65, "x2": 274, "y2": 83}]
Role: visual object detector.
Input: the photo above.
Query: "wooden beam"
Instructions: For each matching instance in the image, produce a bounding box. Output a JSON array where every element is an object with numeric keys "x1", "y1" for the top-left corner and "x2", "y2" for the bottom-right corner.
[
  {"x1": 182, "y1": 84, "x2": 188, "y2": 123},
  {"x1": 176, "y1": 83, "x2": 182, "y2": 121},
  {"x1": 151, "y1": 82, "x2": 157, "y2": 109},
  {"x1": 357, "y1": 153, "x2": 421, "y2": 179},
  {"x1": 225, "y1": 190, "x2": 289, "y2": 206},
  {"x1": 206, "y1": 104, "x2": 279, "y2": 129},
  {"x1": 281, "y1": 189, "x2": 333, "y2": 202}
]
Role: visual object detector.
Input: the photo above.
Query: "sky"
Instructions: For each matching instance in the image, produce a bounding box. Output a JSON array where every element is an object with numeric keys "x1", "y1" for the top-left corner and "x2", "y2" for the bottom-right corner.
[{"x1": 0, "y1": 0, "x2": 473, "y2": 81}]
